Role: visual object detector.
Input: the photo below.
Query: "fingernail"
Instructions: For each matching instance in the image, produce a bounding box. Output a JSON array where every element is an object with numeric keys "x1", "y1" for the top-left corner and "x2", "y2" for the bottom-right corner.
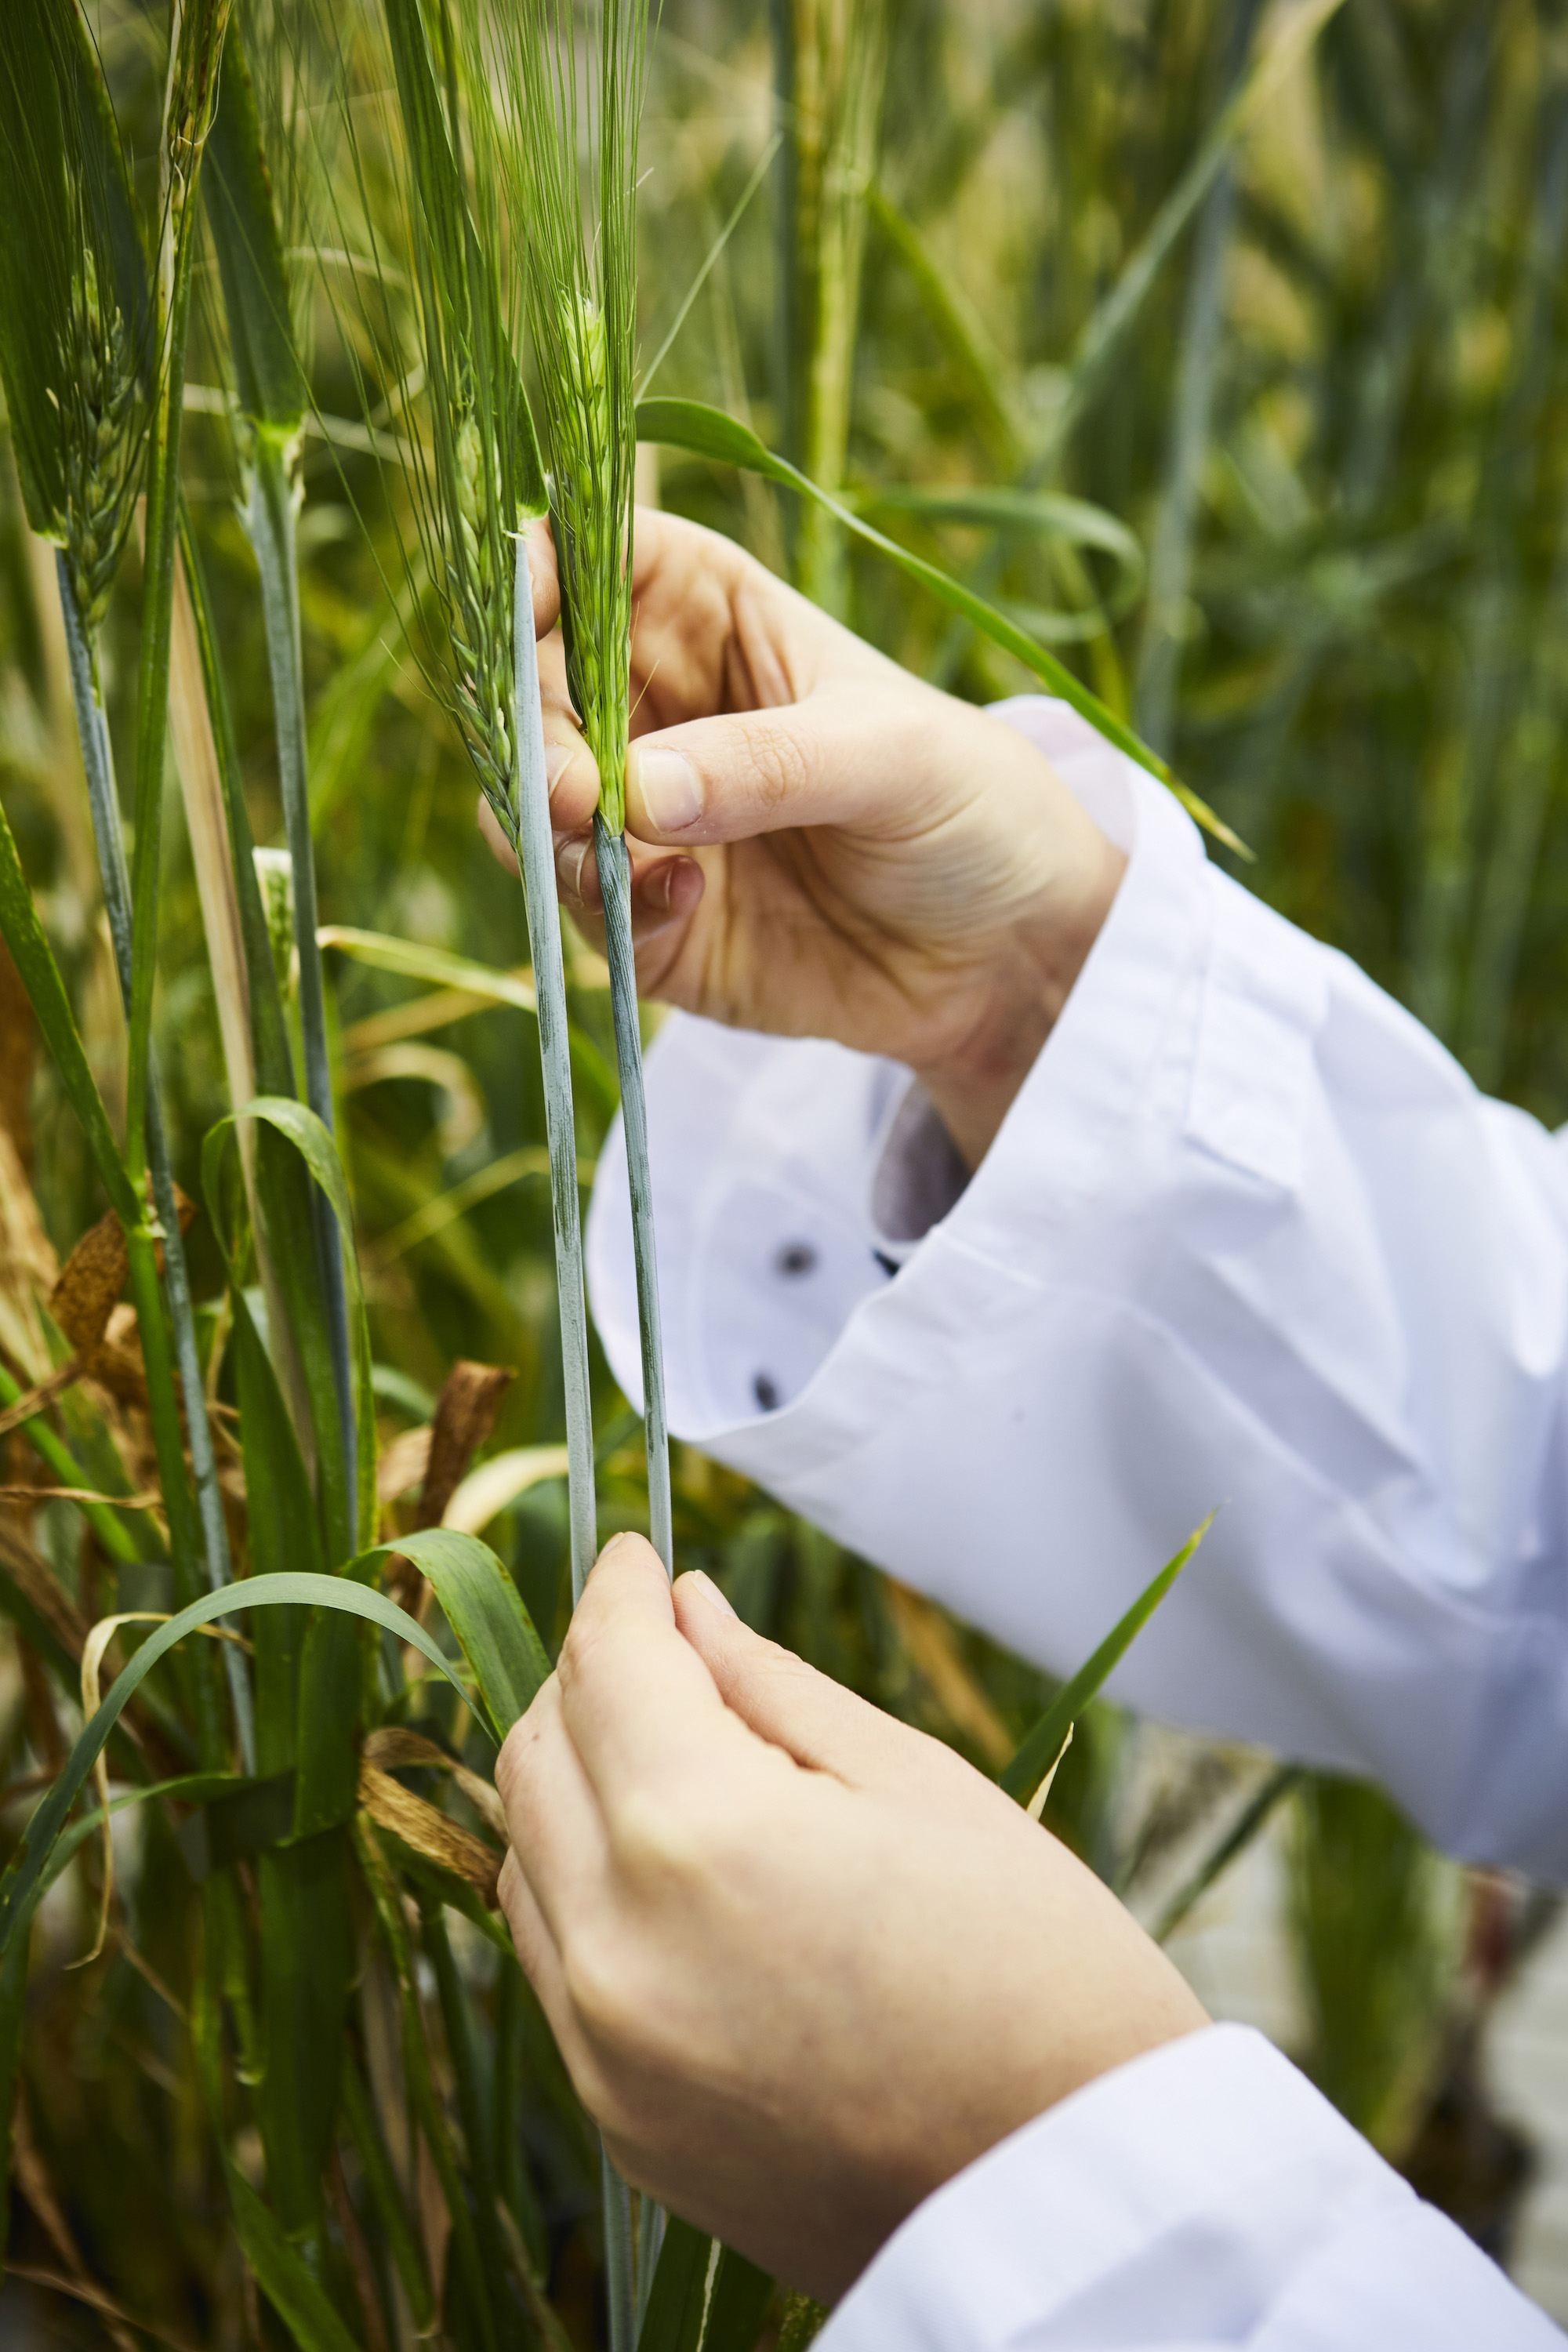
[
  {"x1": 545, "y1": 742, "x2": 575, "y2": 803},
  {"x1": 634, "y1": 746, "x2": 702, "y2": 834},
  {"x1": 684, "y1": 1570, "x2": 736, "y2": 1620},
  {"x1": 557, "y1": 837, "x2": 590, "y2": 899}
]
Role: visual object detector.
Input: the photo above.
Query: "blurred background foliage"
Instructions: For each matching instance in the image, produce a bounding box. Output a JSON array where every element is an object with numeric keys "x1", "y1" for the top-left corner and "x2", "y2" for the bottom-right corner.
[{"x1": 5, "y1": 0, "x2": 1568, "y2": 2340}]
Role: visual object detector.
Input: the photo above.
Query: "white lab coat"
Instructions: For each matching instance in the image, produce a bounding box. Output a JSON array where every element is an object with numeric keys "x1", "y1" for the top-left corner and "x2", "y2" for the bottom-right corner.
[{"x1": 586, "y1": 695, "x2": 1568, "y2": 2346}]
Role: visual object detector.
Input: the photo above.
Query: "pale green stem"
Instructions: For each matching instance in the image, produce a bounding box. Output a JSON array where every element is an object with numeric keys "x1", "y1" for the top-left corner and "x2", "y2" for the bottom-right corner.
[
  {"x1": 511, "y1": 535, "x2": 598, "y2": 1603},
  {"x1": 636, "y1": 2190, "x2": 668, "y2": 2332},
  {"x1": 1134, "y1": 0, "x2": 1261, "y2": 755},
  {"x1": 512, "y1": 538, "x2": 641, "y2": 2347},
  {"x1": 57, "y1": 554, "x2": 256, "y2": 1773},
  {"x1": 594, "y1": 820, "x2": 673, "y2": 1577},
  {"x1": 245, "y1": 436, "x2": 358, "y2": 1548},
  {"x1": 602, "y1": 2149, "x2": 636, "y2": 2351}
]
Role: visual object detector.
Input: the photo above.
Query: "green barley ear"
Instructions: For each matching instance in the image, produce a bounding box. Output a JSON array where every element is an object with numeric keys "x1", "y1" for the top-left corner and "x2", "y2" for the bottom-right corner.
[
  {"x1": 0, "y1": 0, "x2": 150, "y2": 642},
  {"x1": 504, "y1": 0, "x2": 652, "y2": 833},
  {"x1": 359, "y1": 0, "x2": 547, "y2": 832}
]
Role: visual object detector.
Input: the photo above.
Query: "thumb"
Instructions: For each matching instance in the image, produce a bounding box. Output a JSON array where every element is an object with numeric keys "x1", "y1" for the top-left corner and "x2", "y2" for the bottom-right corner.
[
  {"x1": 624, "y1": 677, "x2": 940, "y2": 849},
  {"x1": 673, "y1": 1570, "x2": 966, "y2": 1802},
  {"x1": 523, "y1": 516, "x2": 562, "y2": 638}
]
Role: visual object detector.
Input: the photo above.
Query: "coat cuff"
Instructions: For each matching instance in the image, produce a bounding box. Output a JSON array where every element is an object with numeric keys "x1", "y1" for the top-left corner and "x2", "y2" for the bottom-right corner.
[{"x1": 818, "y1": 2024, "x2": 1551, "y2": 2351}]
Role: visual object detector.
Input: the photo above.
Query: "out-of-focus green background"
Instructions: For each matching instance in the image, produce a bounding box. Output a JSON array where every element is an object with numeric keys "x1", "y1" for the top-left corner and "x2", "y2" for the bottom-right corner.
[{"x1": 7, "y1": 0, "x2": 1568, "y2": 2339}]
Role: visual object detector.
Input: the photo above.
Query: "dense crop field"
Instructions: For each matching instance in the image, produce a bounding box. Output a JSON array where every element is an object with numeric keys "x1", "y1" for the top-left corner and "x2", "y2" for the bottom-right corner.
[{"x1": 2, "y1": 2, "x2": 1563, "y2": 2343}]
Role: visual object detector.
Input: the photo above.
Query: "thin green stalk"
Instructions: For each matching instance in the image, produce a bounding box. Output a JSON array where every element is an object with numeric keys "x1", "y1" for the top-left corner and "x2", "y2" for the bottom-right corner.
[
  {"x1": 1134, "y1": 0, "x2": 1264, "y2": 756},
  {"x1": 247, "y1": 436, "x2": 359, "y2": 1548},
  {"x1": 595, "y1": 822, "x2": 673, "y2": 1577},
  {"x1": 515, "y1": 538, "x2": 643, "y2": 2347},
  {"x1": 513, "y1": 536, "x2": 597, "y2": 1602},
  {"x1": 355, "y1": 1820, "x2": 501, "y2": 2352},
  {"x1": 56, "y1": 553, "x2": 255, "y2": 1770},
  {"x1": 114, "y1": 5, "x2": 234, "y2": 1775},
  {"x1": 341, "y1": 2052, "x2": 435, "y2": 2334},
  {"x1": 0, "y1": 1364, "x2": 143, "y2": 1568},
  {"x1": 603, "y1": 2147, "x2": 636, "y2": 2350},
  {"x1": 1152, "y1": 1764, "x2": 1301, "y2": 1947},
  {"x1": 128, "y1": 0, "x2": 234, "y2": 1181},
  {"x1": 636, "y1": 2189, "x2": 667, "y2": 2333},
  {"x1": 423, "y1": 1905, "x2": 514, "y2": 2333},
  {"x1": 773, "y1": 0, "x2": 890, "y2": 615}
]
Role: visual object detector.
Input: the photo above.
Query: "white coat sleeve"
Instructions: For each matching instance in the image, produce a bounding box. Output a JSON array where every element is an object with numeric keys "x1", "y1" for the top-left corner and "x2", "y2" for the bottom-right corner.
[
  {"x1": 818, "y1": 2025, "x2": 1561, "y2": 2350},
  {"x1": 586, "y1": 691, "x2": 1568, "y2": 1881}
]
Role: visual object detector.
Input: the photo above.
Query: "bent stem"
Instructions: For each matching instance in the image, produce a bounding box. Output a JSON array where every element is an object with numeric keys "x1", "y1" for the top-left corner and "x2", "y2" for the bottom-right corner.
[
  {"x1": 57, "y1": 556, "x2": 255, "y2": 1769},
  {"x1": 594, "y1": 823, "x2": 673, "y2": 1576},
  {"x1": 245, "y1": 435, "x2": 358, "y2": 1545}
]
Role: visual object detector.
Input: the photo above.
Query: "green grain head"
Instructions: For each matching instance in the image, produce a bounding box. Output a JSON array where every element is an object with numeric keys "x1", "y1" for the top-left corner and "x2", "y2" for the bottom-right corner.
[
  {"x1": 0, "y1": 0, "x2": 149, "y2": 644},
  {"x1": 503, "y1": 0, "x2": 651, "y2": 834}
]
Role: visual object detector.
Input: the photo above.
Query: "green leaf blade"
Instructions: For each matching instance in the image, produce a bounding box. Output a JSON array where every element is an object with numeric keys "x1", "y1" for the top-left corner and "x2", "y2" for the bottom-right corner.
[
  {"x1": 1000, "y1": 1514, "x2": 1216, "y2": 1805},
  {"x1": 633, "y1": 397, "x2": 1250, "y2": 855},
  {"x1": 205, "y1": 23, "x2": 304, "y2": 437}
]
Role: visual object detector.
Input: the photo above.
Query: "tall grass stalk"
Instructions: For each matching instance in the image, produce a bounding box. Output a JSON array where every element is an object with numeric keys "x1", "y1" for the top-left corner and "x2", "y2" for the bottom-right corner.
[
  {"x1": 508, "y1": 0, "x2": 673, "y2": 1591},
  {"x1": 504, "y1": 3, "x2": 671, "y2": 2318},
  {"x1": 772, "y1": 0, "x2": 889, "y2": 615},
  {"x1": 514, "y1": 536, "x2": 600, "y2": 1604},
  {"x1": 0, "y1": 0, "x2": 239, "y2": 1760},
  {"x1": 246, "y1": 441, "x2": 363, "y2": 1531},
  {"x1": 57, "y1": 557, "x2": 255, "y2": 1766},
  {"x1": 209, "y1": 23, "x2": 361, "y2": 1536},
  {"x1": 1134, "y1": 0, "x2": 1263, "y2": 756}
]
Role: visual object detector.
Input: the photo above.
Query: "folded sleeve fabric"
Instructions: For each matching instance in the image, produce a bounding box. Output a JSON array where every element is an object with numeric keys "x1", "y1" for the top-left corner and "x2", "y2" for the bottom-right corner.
[
  {"x1": 586, "y1": 691, "x2": 1568, "y2": 1882},
  {"x1": 820, "y1": 2025, "x2": 1562, "y2": 2350}
]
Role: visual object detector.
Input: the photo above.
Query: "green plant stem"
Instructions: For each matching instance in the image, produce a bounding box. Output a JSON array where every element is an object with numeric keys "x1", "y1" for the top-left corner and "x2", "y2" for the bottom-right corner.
[
  {"x1": 514, "y1": 541, "x2": 642, "y2": 2348},
  {"x1": 424, "y1": 1905, "x2": 514, "y2": 2331},
  {"x1": 125, "y1": 178, "x2": 200, "y2": 1188},
  {"x1": 355, "y1": 1821, "x2": 500, "y2": 2352},
  {"x1": 1152, "y1": 1763, "x2": 1301, "y2": 1947},
  {"x1": 636, "y1": 2190, "x2": 667, "y2": 2332},
  {"x1": 245, "y1": 434, "x2": 359, "y2": 1544},
  {"x1": 56, "y1": 554, "x2": 255, "y2": 1770},
  {"x1": 0, "y1": 1364, "x2": 143, "y2": 1566},
  {"x1": 512, "y1": 535, "x2": 598, "y2": 1602},
  {"x1": 603, "y1": 2149, "x2": 636, "y2": 2349},
  {"x1": 1134, "y1": 0, "x2": 1262, "y2": 756},
  {"x1": 593, "y1": 822, "x2": 673, "y2": 1578},
  {"x1": 341, "y1": 2052, "x2": 435, "y2": 2334}
]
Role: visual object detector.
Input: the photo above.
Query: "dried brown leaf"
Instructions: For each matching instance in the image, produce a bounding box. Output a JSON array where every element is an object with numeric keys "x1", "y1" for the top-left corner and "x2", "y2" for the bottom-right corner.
[
  {"x1": 357, "y1": 1759, "x2": 503, "y2": 1905},
  {"x1": 363, "y1": 1725, "x2": 508, "y2": 1842},
  {"x1": 0, "y1": 1122, "x2": 58, "y2": 1388},
  {"x1": 419, "y1": 1361, "x2": 515, "y2": 1530},
  {"x1": 376, "y1": 1421, "x2": 432, "y2": 1506}
]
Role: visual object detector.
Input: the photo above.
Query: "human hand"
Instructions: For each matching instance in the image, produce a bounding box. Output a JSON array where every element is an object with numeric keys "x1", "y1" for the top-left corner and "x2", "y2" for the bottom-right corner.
[
  {"x1": 495, "y1": 1534, "x2": 1207, "y2": 2302},
  {"x1": 482, "y1": 510, "x2": 1126, "y2": 1166}
]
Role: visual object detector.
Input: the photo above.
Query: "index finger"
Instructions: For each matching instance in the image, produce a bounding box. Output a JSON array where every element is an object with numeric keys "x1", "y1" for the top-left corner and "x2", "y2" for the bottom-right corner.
[{"x1": 557, "y1": 1531, "x2": 740, "y2": 1799}]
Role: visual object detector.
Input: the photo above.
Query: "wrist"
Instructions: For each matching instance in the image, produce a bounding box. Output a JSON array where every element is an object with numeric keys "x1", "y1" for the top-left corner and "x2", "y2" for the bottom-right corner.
[{"x1": 918, "y1": 817, "x2": 1126, "y2": 1167}]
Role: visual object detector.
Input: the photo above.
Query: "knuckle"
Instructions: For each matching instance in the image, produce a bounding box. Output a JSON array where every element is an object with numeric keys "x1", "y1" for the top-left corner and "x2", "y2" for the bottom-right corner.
[
  {"x1": 614, "y1": 1782, "x2": 703, "y2": 1882},
  {"x1": 561, "y1": 1929, "x2": 644, "y2": 2060},
  {"x1": 745, "y1": 713, "x2": 811, "y2": 815}
]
